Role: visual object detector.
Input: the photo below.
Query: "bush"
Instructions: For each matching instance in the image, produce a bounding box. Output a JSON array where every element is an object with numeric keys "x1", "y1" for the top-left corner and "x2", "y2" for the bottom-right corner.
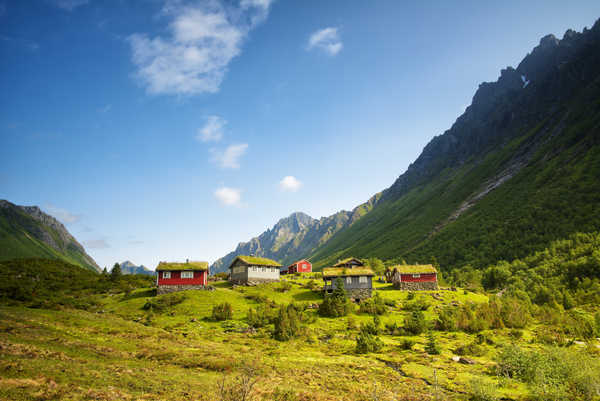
[
  {"x1": 246, "y1": 304, "x2": 275, "y2": 328},
  {"x1": 273, "y1": 304, "x2": 302, "y2": 341},
  {"x1": 359, "y1": 293, "x2": 387, "y2": 315},
  {"x1": 399, "y1": 338, "x2": 415, "y2": 350},
  {"x1": 469, "y1": 378, "x2": 499, "y2": 401},
  {"x1": 435, "y1": 306, "x2": 458, "y2": 331},
  {"x1": 305, "y1": 280, "x2": 320, "y2": 291},
  {"x1": 404, "y1": 297, "x2": 430, "y2": 311},
  {"x1": 425, "y1": 331, "x2": 440, "y2": 355},
  {"x1": 142, "y1": 292, "x2": 187, "y2": 313},
  {"x1": 455, "y1": 342, "x2": 485, "y2": 357},
  {"x1": 404, "y1": 310, "x2": 427, "y2": 335},
  {"x1": 318, "y1": 278, "x2": 352, "y2": 317},
  {"x1": 277, "y1": 281, "x2": 293, "y2": 292},
  {"x1": 356, "y1": 320, "x2": 383, "y2": 354},
  {"x1": 212, "y1": 302, "x2": 233, "y2": 321}
]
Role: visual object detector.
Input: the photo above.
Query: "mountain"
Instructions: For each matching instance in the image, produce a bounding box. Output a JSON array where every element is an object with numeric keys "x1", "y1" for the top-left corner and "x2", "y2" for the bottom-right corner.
[
  {"x1": 210, "y1": 193, "x2": 382, "y2": 274},
  {"x1": 213, "y1": 19, "x2": 600, "y2": 273},
  {"x1": 0, "y1": 200, "x2": 100, "y2": 272},
  {"x1": 118, "y1": 260, "x2": 154, "y2": 276}
]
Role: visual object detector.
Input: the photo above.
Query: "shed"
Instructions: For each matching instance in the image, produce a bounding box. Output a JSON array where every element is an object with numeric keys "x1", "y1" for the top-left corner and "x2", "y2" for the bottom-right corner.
[
  {"x1": 156, "y1": 261, "x2": 209, "y2": 294},
  {"x1": 228, "y1": 255, "x2": 281, "y2": 285},
  {"x1": 386, "y1": 264, "x2": 438, "y2": 290},
  {"x1": 322, "y1": 266, "x2": 374, "y2": 301}
]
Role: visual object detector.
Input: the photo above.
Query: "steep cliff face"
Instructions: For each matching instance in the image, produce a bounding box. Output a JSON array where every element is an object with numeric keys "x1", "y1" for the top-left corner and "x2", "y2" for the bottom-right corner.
[
  {"x1": 0, "y1": 200, "x2": 100, "y2": 272},
  {"x1": 309, "y1": 20, "x2": 600, "y2": 268},
  {"x1": 213, "y1": 20, "x2": 600, "y2": 273}
]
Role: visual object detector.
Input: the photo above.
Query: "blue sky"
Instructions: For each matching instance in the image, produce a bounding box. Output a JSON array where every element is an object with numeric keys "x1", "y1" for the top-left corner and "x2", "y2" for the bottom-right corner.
[{"x1": 1, "y1": 0, "x2": 599, "y2": 270}]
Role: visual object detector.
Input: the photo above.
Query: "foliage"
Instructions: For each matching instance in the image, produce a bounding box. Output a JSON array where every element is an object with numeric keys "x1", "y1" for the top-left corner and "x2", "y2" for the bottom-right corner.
[
  {"x1": 277, "y1": 281, "x2": 293, "y2": 292},
  {"x1": 110, "y1": 262, "x2": 122, "y2": 281},
  {"x1": 318, "y1": 278, "x2": 352, "y2": 317},
  {"x1": 358, "y1": 293, "x2": 387, "y2": 315},
  {"x1": 403, "y1": 310, "x2": 427, "y2": 335},
  {"x1": 212, "y1": 302, "x2": 233, "y2": 321},
  {"x1": 424, "y1": 331, "x2": 440, "y2": 355},
  {"x1": 399, "y1": 338, "x2": 415, "y2": 350},
  {"x1": 468, "y1": 378, "x2": 499, "y2": 401},
  {"x1": 142, "y1": 292, "x2": 187, "y2": 313},
  {"x1": 355, "y1": 317, "x2": 383, "y2": 354},
  {"x1": 273, "y1": 304, "x2": 308, "y2": 341}
]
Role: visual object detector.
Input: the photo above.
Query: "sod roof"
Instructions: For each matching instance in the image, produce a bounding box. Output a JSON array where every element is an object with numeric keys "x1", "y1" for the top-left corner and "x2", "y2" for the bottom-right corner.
[
  {"x1": 389, "y1": 264, "x2": 437, "y2": 274},
  {"x1": 322, "y1": 267, "x2": 374, "y2": 278},
  {"x1": 156, "y1": 261, "x2": 209, "y2": 271},
  {"x1": 333, "y1": 257, "x2": 364, "y2": 267},
  {"x1": 230, "y1": 255, "x2": 282, "y2": 268}
]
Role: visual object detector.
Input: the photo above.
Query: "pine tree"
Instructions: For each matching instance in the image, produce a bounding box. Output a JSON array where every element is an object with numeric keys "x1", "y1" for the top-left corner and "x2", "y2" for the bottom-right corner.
[{"x1": 110, "y1": 263, "x2": 122, "y2": 281}]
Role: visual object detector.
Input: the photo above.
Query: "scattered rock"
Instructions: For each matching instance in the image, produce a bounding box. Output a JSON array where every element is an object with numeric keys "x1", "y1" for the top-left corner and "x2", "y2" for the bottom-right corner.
[
  {"x1": 451, "y1": 356, "x2": 460, "y2": 362},
  {"x1": 459, "y1": 357, "x2": 476, "y2": 365},
  {"x1": 573, "y1": 340, "x2": 586, "y2": 346}
]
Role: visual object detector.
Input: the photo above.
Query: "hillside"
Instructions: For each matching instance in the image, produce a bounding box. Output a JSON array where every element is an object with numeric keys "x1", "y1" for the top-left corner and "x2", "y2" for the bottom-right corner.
[
  {"x1": 0, "y1": 200, "x2": 100, "y2": 272},
  {"x1": 213, "y1": 20, "x2": 600, "y2": 272},
  {"x1": 210, "y1": 192, "x2": 382, "y2": 274}
]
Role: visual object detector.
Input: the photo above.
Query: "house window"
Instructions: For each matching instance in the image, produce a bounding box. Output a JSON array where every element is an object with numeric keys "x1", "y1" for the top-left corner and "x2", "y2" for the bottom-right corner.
[
  {"x1": 412, "y1": 274, "x2": 421, "y2": 278},
  {"x1": 262, "y1": 267, "x2": 266, "y2": 272},
  {"x1": 162, "y1": 271, "x2": 171, "y2": 279},
  {"x1": 346, "y1": 276, "x2": 352, "y2": 284},
  {"x1": 359, "y1": 276, "x2": 367, "y2": 284},
  {"x1": 181, "y1": 271, "x2": 193, "y2": 279}
]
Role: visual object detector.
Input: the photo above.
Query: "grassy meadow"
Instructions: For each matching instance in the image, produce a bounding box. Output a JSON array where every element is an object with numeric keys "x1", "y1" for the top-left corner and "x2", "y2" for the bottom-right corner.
[{"x1": 1, "y1": 265, "x2": 599, "y2": 401}]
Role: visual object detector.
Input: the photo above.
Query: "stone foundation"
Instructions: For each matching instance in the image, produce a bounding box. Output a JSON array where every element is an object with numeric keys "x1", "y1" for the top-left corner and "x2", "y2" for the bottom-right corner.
[
  {"x1": 394, "y1": 281, "x2": 438, "y2": 291},
  {"x1": 230, "y1": 278, "x2": 279, "y2": 286},
  {"x1": 157, "y1": 285, "x2": 210, "y2": 294},
  {"x1": 347, "y1": 288, "x2": 372, "y2": 301}
]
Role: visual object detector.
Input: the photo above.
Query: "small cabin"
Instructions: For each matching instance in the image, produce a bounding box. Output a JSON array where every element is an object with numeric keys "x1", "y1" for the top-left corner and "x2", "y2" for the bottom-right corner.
[
  {"x1": 229, "y1": 255, "x2": 281, "y2": 285},
  {"x1": 322, "y1": 257, "x2": 374, "y2": 301},
  {"x1": 282, "y1": 259, "x2": 312, "y2": 275},
  {"x1": 386, "y1": 264, "x2": 438, "y2": 290},
  {"x1": 156, "y1": 261, "x2": 209, "y2": 294}
]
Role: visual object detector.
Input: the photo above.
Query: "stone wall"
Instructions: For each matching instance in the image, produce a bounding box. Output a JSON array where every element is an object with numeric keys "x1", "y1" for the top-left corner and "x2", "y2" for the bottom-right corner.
[
  {"x1": 231, "y1": 278, "x2": 279, "y2": 286},
  {"x1": 158, "y1": 284, "x2": 209, "y2": 294},
  {"x1": 347, "y1": 288, "x2": 372, "y2": 300},
  {"x1": 394, "y1": 281, "x2": 438, "y2": 291}
]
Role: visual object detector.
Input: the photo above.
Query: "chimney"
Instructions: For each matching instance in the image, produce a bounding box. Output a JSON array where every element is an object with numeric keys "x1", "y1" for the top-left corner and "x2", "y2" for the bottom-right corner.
[{"x1": 186, "y1": 258, "x2": 189, "y2": 263}]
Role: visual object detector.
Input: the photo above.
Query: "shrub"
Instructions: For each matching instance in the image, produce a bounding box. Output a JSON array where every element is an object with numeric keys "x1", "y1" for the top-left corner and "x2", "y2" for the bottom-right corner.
[
  {"x1": 318, "y1": 278, "x2": 352, "y2": 317},
  {"x1": 425, "y1": 331, "x2": 440, "y2": 355},
  {"x1": 246, "y1": 304, "x2": 275, "y2": 328},
  {"x1": 347, "y1": 316, "x2": 358, "y2": 330},
  {"x1": 385, "y1": 321, "x2": 400, "y2": 335},
  {"x1": 404, "y1": 297, "x2": 430, "y2": 311},
  {"x1": 435, "y1": 306, "x2": 458, "y2": 331},
  {"x1": 399, "y1": 338, "x2": 415, "y2": 350},
  {"x1": 356, "y1": 321, "x2": 383, "y2": 354},
  {"x1": 142, "y1": 292, "x2": 187, "y2": 313},
  {"x1": 359, "y1": 293, "x2": 387, "y2": 315},
  {"x1": 273, "y1": 304, "x2": 302, "y2": 341},
  {"x1": 404, "y1": 310, "x2": 427, "y2": 335},
  {"x1": 469, "y1": 378, "x2": 499, "y2": 401},
  {"x1": 305, "y1": 280, "x2": 320, "y2": 291},
  {"x1": 212, "y1": 302, "x2": 233, "y2": 321},
  {"x1": 455, "y1": 342, "x2": 485, "y2": 357},
  {"x1": 277, "y1": 281, "x2": 293, "y2": 293}
]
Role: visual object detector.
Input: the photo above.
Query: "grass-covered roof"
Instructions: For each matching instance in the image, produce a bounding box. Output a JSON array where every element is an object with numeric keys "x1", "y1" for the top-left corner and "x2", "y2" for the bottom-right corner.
[
  {"x1": 231, "y1": 255, "x2": 282, "y2": 267},
  {"x1": 322, "y1": 267, "x2": 374, "y2": 278},
  {"x1": 389, "y1": 264, "x2": 437, "y2": 274},
  {"x1": 156, "y1": 261, "x2": 209, "y2": 271},
  {"x1": 333, "y1": 257, "x2": 364, "y2": 267}
]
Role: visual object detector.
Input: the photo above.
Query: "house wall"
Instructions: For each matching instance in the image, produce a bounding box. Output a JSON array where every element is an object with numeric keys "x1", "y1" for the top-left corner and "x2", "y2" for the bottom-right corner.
[
  {"x1": 287, "y1": 260, "x2": 312, "y2": 274},
  {"x1": 229, "y1": 260, "x2": 280, "y2": 284},
  {"x1": 323, "y1": 276, "x2": 372, "y2": 291},
  {"x1": 399, "y1": 273, "x2": 437, "y2": 283},
  {"x1": 157, "y1": 270, "x2": 207, "y2": 286}
]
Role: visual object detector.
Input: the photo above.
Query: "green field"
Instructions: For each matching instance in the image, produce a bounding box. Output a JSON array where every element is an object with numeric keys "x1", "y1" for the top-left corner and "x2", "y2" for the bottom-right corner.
[{"x1": 1, "y1": 259, "x2": 599, "y2": 400}]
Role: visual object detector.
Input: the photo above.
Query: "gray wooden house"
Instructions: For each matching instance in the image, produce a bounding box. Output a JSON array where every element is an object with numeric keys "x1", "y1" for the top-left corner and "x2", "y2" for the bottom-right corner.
[
  {"x1": 228, "y1": 255, "x2": 281, "y2": 285},
  {"x1": 322, "y1": 257, "x2": 374, "y2": 301}
]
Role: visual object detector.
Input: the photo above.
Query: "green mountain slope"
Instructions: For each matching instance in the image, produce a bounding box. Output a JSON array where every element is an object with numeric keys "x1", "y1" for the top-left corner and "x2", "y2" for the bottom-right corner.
[
  {"x1": 0, "y1": 200, "x2": 100, "y2": 272},
  {"x1": 309, "y1": 22, "x2": 600, "y2": 269}
]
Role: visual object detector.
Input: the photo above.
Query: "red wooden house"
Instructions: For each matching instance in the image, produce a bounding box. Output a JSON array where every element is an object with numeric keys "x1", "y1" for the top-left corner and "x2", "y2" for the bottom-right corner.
[
  {"x1": 282, "y1": 259, "x2": 312, "y2": 275},
  {"x1": 386, "y1": 264, "x2": 438, "y2": 290},
  {"x1": 156, "y1": 261, "x2": 209, "y2": 294}
]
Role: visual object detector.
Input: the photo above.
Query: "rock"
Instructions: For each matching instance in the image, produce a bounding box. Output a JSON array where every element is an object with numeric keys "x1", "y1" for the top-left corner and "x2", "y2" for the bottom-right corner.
[
  {"x1": 451, "y1": 356, "x2": 460, "y2": 362},
  {"x1": 459, "y1": 357, "x2": 476, "y2": 365},
  {"x1": 573, "y1": 340, "x2": 585, "y2": 346}
]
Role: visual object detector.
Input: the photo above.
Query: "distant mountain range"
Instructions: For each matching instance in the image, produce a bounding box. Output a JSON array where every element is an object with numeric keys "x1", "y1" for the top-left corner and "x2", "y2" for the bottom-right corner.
[
  {"x1": 118, "y1": 260, "x2": 154, "y2": 276},
  {"x1": 0, "y1": 200, "x2": 100, "y2": 272},
  {"x1": 212, "y1": 19, "x2": 600, "y2": 274}
]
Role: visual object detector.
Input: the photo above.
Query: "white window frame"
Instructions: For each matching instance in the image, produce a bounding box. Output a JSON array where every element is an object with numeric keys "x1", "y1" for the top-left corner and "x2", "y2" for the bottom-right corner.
[
  {"x1": 162, "y1": 271, "x2": 171, "y2": 279},
  {"x1": 346, "y1": 276, "x2": 352, "y2": 284},
  {"x1": 359, "y1": 276, "x2": 367, "y2": 284},
  {"x1": 181, "y1": 271, "x2": 193, "y2": 279},
  {"x1": 412, "y1": 274, "x2": 421, "y2": 278}
]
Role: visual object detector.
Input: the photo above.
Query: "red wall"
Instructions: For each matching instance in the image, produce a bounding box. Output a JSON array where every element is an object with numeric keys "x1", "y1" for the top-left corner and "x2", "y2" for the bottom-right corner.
[
  {"x1": 289, "y1": 260, "x2": 312, "y2": 274},
  {"x1": 400, "y1": 273, "x2": 437, "y2": 282},
  {"x1": 158, "y1": 270, "x2": 207, "y2": 286}
]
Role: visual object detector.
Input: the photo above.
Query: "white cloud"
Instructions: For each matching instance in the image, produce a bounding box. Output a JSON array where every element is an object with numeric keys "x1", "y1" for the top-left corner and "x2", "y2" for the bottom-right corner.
[
  {"x1": 307, "y1": 27, "x2": 342, "y2": 56},
  {"x1": 214, "y1": 186, "x2": 241, "y2": 206},
  {"x1": 211, "y1": 143, "x2": 248, "y2": 169},
  {"x1": 83, "y1": 239, "x2": 110, "y2": 249},
  {"x1": 197, "y1": 115, "x2": 225, "y2": 142},
  {"x1": 44, "y1": 204, "x2": 81, "y2": 224},
  {"x1": 128, "y1": 1, "x2": 273, "y2": 96},
  {"x1": 50, "y1": 0, "x2": 89, "y2": 11},
  {"x1": 279, "y1": 176, "x2": 302, "y2": 192}
]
